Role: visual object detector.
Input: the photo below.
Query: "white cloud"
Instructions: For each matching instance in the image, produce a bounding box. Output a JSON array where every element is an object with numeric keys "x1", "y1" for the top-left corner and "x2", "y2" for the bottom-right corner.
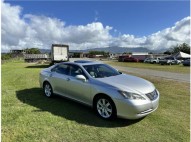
[
  {"x1": 1, "y1": 2, "x2": 27, "y2": 50},
  {"x1": 109, "y1": 34, "x2": 147, "y2": 47},
  {"x1": 108, "y1": 17, "x2": 190, "y2": 50},
  {"x1": 1, "y1": 1, "x2": 112, "y2": 51},
  {"x1": 1, "y1": 1, "x2": 190, "y2": 52},
  {"x1": 144, "y1": 17, "x2": 190, "y2": 50},
  {"x1": 63, "y1": 22, "x2": 112, "y2": 44}
]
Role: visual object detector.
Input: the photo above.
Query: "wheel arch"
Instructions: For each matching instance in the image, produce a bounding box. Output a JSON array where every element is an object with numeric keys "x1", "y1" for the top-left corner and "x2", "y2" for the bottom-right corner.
[
  {"x1": 43, "y1": 80, "x2": 50, "y2": 87},
  {"x1": 93, "y1": 93, "x2": 117, "y2": 119},
  {"x1": 43, "y1": 80, "x2": 54, "y2": 93},
  {"x1": 93, "y1": 93, "x2": 116, "y2": 109}
]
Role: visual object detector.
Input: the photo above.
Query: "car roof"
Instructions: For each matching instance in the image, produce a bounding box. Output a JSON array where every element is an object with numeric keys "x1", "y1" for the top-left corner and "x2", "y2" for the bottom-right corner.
[
  {"x1": 74, "y1": 60, "x2": 94, "y2": 63},
  {"x1": 74, "y1": 60, "x2": 103, "y2": 66},
  {"x1": 58, "y1": 60, "x2": 103, "y2": 66}
]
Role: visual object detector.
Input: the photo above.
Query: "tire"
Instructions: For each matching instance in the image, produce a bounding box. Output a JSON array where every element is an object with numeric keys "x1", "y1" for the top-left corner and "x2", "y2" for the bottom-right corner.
[
  {"x1": 94, "y1": 96, "x2": 116, "y2": 120},
  {"x1": 43, "y1": 82, "x2": 53, "y2": 98}
]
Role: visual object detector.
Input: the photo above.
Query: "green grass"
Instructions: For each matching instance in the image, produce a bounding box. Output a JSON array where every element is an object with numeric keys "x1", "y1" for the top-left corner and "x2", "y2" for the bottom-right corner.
[
  {"x1": 106, "y1": 61, "x2": 190, "y2": 74},
  {"x1": 2, "y1": 61, "x2": 190, "y2": 142}
]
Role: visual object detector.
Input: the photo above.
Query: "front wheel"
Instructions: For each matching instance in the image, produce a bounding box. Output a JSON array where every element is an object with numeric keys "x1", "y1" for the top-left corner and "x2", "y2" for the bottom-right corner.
[
  {"x1": 95, "y1": 96, "x2": 116, "y2": 120},
  {"x1": 43, "y1": 82, "x2": 53, "y2": 98}
]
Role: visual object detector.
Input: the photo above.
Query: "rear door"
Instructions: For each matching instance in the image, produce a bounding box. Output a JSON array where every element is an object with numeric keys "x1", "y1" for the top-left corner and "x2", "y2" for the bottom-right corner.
[
  {"x1": 53, "y1": 46, "x2": 61, "y2": 61},
  {"x1": 53, "y1": 46, "x2": 68, "y2": 61},
  {"x1": 50, "y1": 64, "x2": 71, "y2": 97},
  {"x1": 61, "y1": 47, "x2": 68, "y2": 61}
]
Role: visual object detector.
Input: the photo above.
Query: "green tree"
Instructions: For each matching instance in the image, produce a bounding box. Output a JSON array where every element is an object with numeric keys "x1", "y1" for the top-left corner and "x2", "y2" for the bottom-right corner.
[
  {"x1": 89, "y1": 51, "x2": 109, "y2": 57},
  {"x1": 170, "y1": 43, "x2": 190, "y2": 54},
  {"x1": 163, "y1": 50, "x2": 171, "y2": 55},
  {"x1": 25, "y1": 48, "x2": 41, "y2": 54}
]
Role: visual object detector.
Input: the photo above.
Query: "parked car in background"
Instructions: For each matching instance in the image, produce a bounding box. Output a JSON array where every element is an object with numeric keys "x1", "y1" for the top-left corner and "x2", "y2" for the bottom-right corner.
[
  {"x1": 144, "y1": 57, "x2": 160, "y2": 64},
  {"x1": 151, "y1": 57, "x2": 161, "y2": 64},
  {"x1": 118, "y1": 55, "x2": 130, "y2": 62},
  {"x1": 144, "y1": 58, "x2": 152, "y2": 63},
  {"x1": 176, "y1": 58, "x2": 182, "y2": 64},
  {"x1": 182, "y1": 59, "x2": 190, "y2": 66},
  {"x1": 159, "y1": 57, "x2": 181, "y2": 65},
  {"x1": 124, "y1": 57, "x2": 139, "y2": 62},
  {"x1": 39, "y1": 61, "x2": 159, "y2": 120}
]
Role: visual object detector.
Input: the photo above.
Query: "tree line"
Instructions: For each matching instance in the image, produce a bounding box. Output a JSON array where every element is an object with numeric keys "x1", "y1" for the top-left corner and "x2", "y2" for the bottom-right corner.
[
  {"x1": 88, "y1": 51, "x2": 110, "y2": 57},
  {"x1": 164, "y1": 43, "x2": 190, "y2": 55},
  {"x1": 1, "y1": 43, "x2": 190, "y2": 60},
  {"x1": 1, "y1": 48, "x2": 41, "y2": 60}
]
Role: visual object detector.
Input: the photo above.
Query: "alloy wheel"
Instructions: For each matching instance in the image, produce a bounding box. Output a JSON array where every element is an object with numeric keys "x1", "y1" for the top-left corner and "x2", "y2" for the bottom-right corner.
[
  {"x1": 44, "y1": 83, "x2": 52, "y2": 97},
  {"x1": 96, "y1": 98, "x2": 113, "y2": 119}
]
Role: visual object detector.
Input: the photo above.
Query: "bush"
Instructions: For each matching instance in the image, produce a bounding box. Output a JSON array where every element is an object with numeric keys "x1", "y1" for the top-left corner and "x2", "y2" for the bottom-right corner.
[{"x1": 1, "y1": 53, "x2": 12, "y2": 60}]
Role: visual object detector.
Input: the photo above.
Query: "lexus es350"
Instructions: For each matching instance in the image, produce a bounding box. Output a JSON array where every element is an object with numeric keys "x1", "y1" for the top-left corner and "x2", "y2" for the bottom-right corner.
[{"x1": 39, "y1": 60, "x2": 159, "y2": 120}]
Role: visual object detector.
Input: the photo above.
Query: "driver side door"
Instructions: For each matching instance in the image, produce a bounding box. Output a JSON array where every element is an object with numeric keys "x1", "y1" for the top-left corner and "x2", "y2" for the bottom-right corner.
[{"x1": 66, "y1": 64, "x2": 92, "y2": 105}]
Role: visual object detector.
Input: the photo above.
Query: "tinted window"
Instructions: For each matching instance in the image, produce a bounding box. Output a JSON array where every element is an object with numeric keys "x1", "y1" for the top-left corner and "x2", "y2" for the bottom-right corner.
[
  {"x1": 83, "y1": 64, "x2": 120, "y2": 78},
  {"x1": 68, "y1": 64, "x2": 86, "y2": 77},
  {"x1": 53, "y1": 64, "x2": 69, "y2": 75}
]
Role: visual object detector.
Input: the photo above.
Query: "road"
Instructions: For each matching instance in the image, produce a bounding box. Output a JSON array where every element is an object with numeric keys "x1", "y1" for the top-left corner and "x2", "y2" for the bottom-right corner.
[
  {"x1": 111, "y1": 65, "x2": 190, "y2": 83},
  {"x1": 70, "y1": 58, "x2": 190, "y2": 83}
]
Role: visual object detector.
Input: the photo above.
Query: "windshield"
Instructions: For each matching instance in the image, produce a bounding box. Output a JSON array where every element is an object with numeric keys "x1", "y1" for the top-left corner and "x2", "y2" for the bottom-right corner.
[{"x1": 83, "y1": 64, "x2": 120, "y2": 78}]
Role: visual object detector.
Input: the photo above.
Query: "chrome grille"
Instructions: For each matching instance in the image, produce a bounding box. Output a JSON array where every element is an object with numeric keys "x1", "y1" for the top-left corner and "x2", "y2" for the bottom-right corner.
[{"x1": 146, "y1": 90, "x2": 158, "y2": 101}]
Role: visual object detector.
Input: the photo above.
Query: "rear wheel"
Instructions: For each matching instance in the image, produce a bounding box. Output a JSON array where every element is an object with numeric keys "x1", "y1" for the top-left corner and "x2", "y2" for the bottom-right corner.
[
  {"x1": 43, "y1": 82, "x2": 53, "y2": 98},
  {"x1": 95, "y1": 96, "x2": 116, "y2": 120}
]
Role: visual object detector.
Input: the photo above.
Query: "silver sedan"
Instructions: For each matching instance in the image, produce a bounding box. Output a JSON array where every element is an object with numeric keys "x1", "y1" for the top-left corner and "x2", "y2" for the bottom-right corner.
[{"x1": 39, "y1": 60, "x2": 159, "y2": 120}]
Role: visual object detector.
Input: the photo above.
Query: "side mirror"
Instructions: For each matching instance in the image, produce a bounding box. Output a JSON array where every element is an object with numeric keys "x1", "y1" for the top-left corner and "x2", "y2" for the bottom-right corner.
[
  {"x1": 119, "y1": 71, "x2": 122, "y2": 74},
  {"x1": 76, "y1": 75, "x2": 87, "y2": 82}
]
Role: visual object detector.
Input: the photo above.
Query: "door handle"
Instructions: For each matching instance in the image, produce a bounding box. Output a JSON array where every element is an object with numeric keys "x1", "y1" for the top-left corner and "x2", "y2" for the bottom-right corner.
[{"x1": 66, "y1": 78, "x2": 70, "y2": 81}]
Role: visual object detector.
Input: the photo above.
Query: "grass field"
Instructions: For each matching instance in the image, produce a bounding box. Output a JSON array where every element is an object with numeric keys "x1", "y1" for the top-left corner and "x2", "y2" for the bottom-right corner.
[
  {"x1": 106, "y1": 61, "x2": 190, "y2": 74},
  {"x1": 2, "y1": 61, "x2": 190, "y2": 142}
]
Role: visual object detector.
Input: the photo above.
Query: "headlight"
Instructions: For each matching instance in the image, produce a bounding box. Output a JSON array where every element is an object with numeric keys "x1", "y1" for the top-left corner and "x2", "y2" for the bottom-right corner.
[{"x1": 118, "y1": 91, "x2": 145, "y2": 100}]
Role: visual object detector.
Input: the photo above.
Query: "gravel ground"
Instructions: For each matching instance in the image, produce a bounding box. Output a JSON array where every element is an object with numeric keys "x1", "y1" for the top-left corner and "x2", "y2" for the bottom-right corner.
[
  {"x1": 111, "y1": 65, "x2": 190, "y2": 83},
  {"x1": 70, "y1": 58, "x2": 190, "y2": 83}
]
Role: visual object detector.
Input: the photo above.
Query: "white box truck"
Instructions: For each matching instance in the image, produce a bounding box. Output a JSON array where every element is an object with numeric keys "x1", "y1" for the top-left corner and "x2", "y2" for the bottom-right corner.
[{"x1": 51, "y1": 44, "x2": 69, "y2": 64}]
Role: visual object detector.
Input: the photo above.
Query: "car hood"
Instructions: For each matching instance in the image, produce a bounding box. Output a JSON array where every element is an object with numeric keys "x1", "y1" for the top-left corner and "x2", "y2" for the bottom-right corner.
[{"x1": 96, "y1": 74, "x2": 155, "y2": 94}]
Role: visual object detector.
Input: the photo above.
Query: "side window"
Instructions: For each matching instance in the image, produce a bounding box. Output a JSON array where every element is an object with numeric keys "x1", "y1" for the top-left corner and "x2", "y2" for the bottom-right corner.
[
  {"x1": 84, "y1": 65, "x2": 97, "y2": 78},
  {"x1": 69, "y1": 65, "x2": 86, "y2": 77},
  {"x1": 98, "y1": 65, "x2": 112, "y2": 74},
  {"x1": 53, "y1": 64, "x2": 69, "y2": 75}
]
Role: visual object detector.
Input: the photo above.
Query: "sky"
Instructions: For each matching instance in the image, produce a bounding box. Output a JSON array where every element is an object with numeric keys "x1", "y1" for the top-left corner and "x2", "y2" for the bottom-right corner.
[{"x1": 1, "y1": 0, "x2": 190, "y2": 52}]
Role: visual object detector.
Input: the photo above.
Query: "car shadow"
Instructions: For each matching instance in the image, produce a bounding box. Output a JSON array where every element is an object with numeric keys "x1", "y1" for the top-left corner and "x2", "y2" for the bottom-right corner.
[{"x1": 16, "y1": 88, "x2": 144, "y2": 128}]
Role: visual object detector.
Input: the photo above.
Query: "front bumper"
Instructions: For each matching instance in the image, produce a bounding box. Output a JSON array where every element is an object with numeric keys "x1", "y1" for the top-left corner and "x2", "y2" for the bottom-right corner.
[{"x1": 113, "y1": 92, "x2": 159, "y2": 119}]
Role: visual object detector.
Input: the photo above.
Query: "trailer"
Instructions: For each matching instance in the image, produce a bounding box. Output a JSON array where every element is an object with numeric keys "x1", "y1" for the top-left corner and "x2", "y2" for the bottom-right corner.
[
  {"x1": 24, "y1": 54, "x2": 49, "y2": 62},
  {"x1": 51, "y1": 44, "x2": 69, "y2": 64}
]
